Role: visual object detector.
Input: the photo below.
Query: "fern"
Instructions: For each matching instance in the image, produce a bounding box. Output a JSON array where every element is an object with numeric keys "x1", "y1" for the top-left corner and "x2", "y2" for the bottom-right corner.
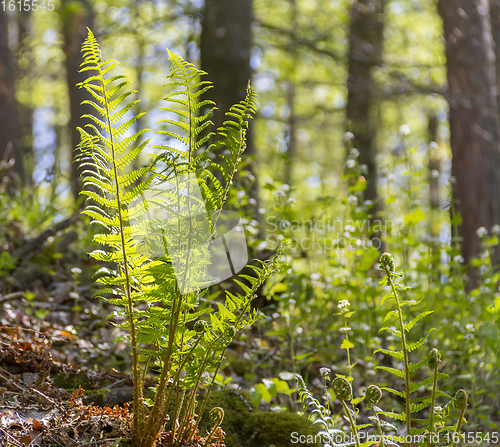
[
  {"x1": 296, "y1": 253, "x2": 468, "y2": 447},
  {"x1": 377, "y1": 253, "x2": 466, "y2": 447},
  {"x1": 295, "y1": 373, "x2": 348, "y2": 447},
  {"x1": 199, "y1": 82, "x2": 258, "y2": 216},
  {"x1": 76, "y1": 29, "x2": 280, "y2": 447},
  {"x1": 76, "y1": 29, "x2": 151, "y2": 442}
]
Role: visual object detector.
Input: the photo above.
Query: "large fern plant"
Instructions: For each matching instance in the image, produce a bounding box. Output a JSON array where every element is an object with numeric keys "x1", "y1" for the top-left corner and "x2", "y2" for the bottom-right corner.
[{"x1": 76, "y1": 29, "x2": 280, "y2": 447}]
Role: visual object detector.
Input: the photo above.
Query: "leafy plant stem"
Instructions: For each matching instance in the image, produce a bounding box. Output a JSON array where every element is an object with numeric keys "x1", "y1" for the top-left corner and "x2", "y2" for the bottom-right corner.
[
  {"x1": 371, "y1": 408, "x2": 385, "y2": 447},
  {"x1": 427, "y1": 356, "x2": 439, "y2": 446},
  {"x1": 452, "y1": 390, "x2": 467, "y2": 447},
  {"x1": 98, "y1": 62, "x2": 143, "y2": 440},
  {"x1": 344, "y1": 313, "x2": 352, "y2": 379},
  {"x1": 324, "y1": 377, "x2": 331, "y2": 419},
  {"x1": 339, "y1": 398, "x2": 361, "y2": 447},
  {"x1": 383, "y1": 264, "x2": 411, "y2": 446}
]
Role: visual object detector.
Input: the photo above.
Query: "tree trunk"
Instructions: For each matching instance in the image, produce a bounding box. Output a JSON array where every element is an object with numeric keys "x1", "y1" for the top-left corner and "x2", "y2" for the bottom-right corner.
[
  {"x1": 438, "y1": 0, "x2": 500, "y2": 268},
  {"x1": 284, "y1": 81, "x2": 297, "y2": 186},
  {"x1": 0, "y1": 9, "x2": 24, "y2": 190},
  {"x1": 15, "y1": 9, "x2": 33, "y2": 185},
  {"x1": 60, "y1": 0, "x2": 95, "y2": 203},
  {"x1": 491, "y1": 0, "x2": 500, "y2": 116},
  {"x1": 428, "y1": 114, "x2": 441, "y2": 214},
  {"x1": 345, "y1": 0, "x2": 386, "y2": 218},
  {"x1": 200, "y1": 0, "x2": 260, "y2": 217}
]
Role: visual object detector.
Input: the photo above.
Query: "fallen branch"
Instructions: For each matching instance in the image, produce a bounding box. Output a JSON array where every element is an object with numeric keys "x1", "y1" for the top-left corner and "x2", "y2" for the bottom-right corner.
[
  {"x1": 0, "y1": 292, "x2": 24, "y2": 305},
  {"x1": 13, "y1": 214, "x2": 80, "y2": 259}
]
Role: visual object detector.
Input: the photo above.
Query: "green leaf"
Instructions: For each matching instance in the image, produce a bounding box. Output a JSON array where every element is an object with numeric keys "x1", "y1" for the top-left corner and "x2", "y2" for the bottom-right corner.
[{"x1": 341, "y1": 339, "x2": 354, "y2": 350}]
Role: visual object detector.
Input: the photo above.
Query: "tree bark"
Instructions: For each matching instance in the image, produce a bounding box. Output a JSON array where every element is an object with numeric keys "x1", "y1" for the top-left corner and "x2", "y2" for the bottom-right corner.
[
  {"x1": 491, "y1": 0, "x2": 500, "y2": 115},
  {"x1": 428, "y1": 114, "x2": 441, "y2": 213},
  {"x1": 345, "y1": 0, "x2": 386, "y2": 218},
  {"x1": 200, "y1": 0, "x2": 253, "y2": 132},
  {"x1": 0, "y1": 9, "x2": 24, "y2": 190},
  {"x1": 60, "y1": 0, "x2": 95, "y2": 203},
  {"x1": 15, "y1": 9, "x2": 33, "y2": 185},
  {"x1": 200, "y1": 0, "x2": 260, "y2": 217},
  {"x1": 438, "y1": 0, "x2": 500, "y2": 268}
]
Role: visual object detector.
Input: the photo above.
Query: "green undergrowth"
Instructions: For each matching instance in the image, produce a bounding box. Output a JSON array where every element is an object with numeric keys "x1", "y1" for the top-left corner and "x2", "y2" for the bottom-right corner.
[
  {"x1": 296, "y1": 253, "x2": 468, "y2": 447},
  {"x1": 198, "y1": 390, "x2": 320, "y2": 447}
]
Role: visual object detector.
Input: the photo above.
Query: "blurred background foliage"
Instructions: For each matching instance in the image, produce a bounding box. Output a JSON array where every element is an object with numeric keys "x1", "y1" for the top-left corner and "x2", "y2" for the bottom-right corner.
[{"x1": 1, "y1": 0, "x2": 500, "y2": 434}]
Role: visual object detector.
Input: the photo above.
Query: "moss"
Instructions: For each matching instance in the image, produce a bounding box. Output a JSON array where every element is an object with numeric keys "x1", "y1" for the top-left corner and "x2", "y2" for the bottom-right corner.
[
  {"x1": 198, "y1": 390, "x2": 320, "y2": 447},
  {"x1": 83, "y1": 389, "x2": 111, "y2": 406},
  {"x1": 52, "y1": 372, "x2": 89, "y2": 390},
  {"x1": 227, "y1": 355, "x2": 253, "y2": 377}
]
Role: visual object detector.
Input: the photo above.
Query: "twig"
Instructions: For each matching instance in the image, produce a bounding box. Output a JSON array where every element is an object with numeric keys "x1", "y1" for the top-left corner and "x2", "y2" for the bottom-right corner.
[
  {"x1": 0, "y1": 367, "x2": 60, "y2": 410},
  {"x1": 0, "y1": 427, "x2": 25, "y2": 447},
  {"x1": 0, "y1": 292, "x2": 24, "y2": 305},
  {"x1": 13, "y1": 214, "x2": 80, "y2": 259}
]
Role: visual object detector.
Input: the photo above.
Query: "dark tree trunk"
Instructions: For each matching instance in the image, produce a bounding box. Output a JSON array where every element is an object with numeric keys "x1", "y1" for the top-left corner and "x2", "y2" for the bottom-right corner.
[
  {"x1": 15, "y1": 9, "x2": 33, "y2": 185},
  {"x1": 60, "y1": 0, "x2": 95, "y2": 203},
  {"x1": 345, "y1": 0, "x2": 386, "y2": 218},
  {"x1": 428, "y1": 114, "x2": 441, "y2": 213},
  {"x1": 0, "y1": 10, "x2": 24, "y2": 190},
  {"x1": 200, "y1": 0, "x2": 253, "y2": 132},
  {"x1": 200, "y1": 0, "x2": 259, "y2": 215},
  {"x1": 491, "y1": 0, "x2": 500, "y2": 115},
  {"x1": 438, "y1": 0, "x2": 500, "y2": 268},
  {"x1": 283, "y1": 0, "x2": 297, "y2": 187},
  {"x1": 284, "y1": 81, "x2": 297, "y2": 186}
]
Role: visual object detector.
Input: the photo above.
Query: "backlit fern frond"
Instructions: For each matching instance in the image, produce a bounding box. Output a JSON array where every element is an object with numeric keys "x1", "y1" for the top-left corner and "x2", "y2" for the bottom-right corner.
[
  {"x1": 199, "y1": 83, "x2": 258, "y2": 214},
  {"x1": 154, "y1": 50, "x2": 216, "y2": 169},
  {"x1": 377, "y1": 253, "x2": 461, "y2": 447},
  {"x1": 76, "y1": 28, "x2": 156, "y2": 441}
]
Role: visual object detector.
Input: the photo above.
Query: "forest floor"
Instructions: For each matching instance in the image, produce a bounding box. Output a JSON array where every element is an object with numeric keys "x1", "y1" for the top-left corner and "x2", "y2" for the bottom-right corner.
[
  {"x1": 0, "y1": 290, "x2": 225, "y2": 447},
  {"x1": 0, "y1": 218, "x2": 224, "y2": 447}
]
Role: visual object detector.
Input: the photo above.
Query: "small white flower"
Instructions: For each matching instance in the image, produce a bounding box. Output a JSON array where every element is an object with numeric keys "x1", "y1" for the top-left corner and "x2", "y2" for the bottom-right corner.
[
  {"x1": 431, "y1": 169, "x2": 440, "y2": 179},
  {"x1": 429, "y1": 141, "x2": 439, "y2": 150},
  {"x1": 492, "y1": 225, "x2": 500, "y2": 234},
  {"x1": 344, "y1": 131, "x2": 355, "y2": 141},
  {"x1": 71, "y1": 267, "x2": 82, "y2": 275},
  {"x1": 237, "y1": 190, "x2": 246, "y2": 199},
  {"x1": 347, "y1": 195, "x2": 358, "y2": 205},
  {"x1": 345, "y1": 225, "x2": 355, "y2": 233},
  {"x1": 465, "y1": 324, "x2": 474, "y2": 332},
  {"x1": 477, "y1": 227, "x2": 488, "y2": 238},
  {"x1": 286, "y1": 197, "x2": 296, "y2": 205},
  {"x1": 346, "y1": 159, "x2": 356, "y2": 169},
  {"x1": 364, "y1": 200, "x2": 373, "y2": 207},
  {"x1": 351, "y1": 148, "x2": 360, "y2": 158},
  {"x1": 310, "y1": 273, "x2": 320, "y2": 280},
  {"x1": 338, "y1": 299, "x2": 350, "y2": 310},
  {"x1": 399, "y1": 124, "x2": 411, "y2": 135},
  {"x1": 274, "y1": 190, "x2": 286, "y2": 198},
  {"x1": 319, "y1": 367, "x2": 331, "y2": 377},
  {"x1": 479, "y1": 265, "x2": 489, "y2": 275},
  {"x1": 464, "y1": 333, "x2": 474, "y2": 341},
  {"x1": 453, "y1": 255, "x2": 464, "y2": 264}
]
